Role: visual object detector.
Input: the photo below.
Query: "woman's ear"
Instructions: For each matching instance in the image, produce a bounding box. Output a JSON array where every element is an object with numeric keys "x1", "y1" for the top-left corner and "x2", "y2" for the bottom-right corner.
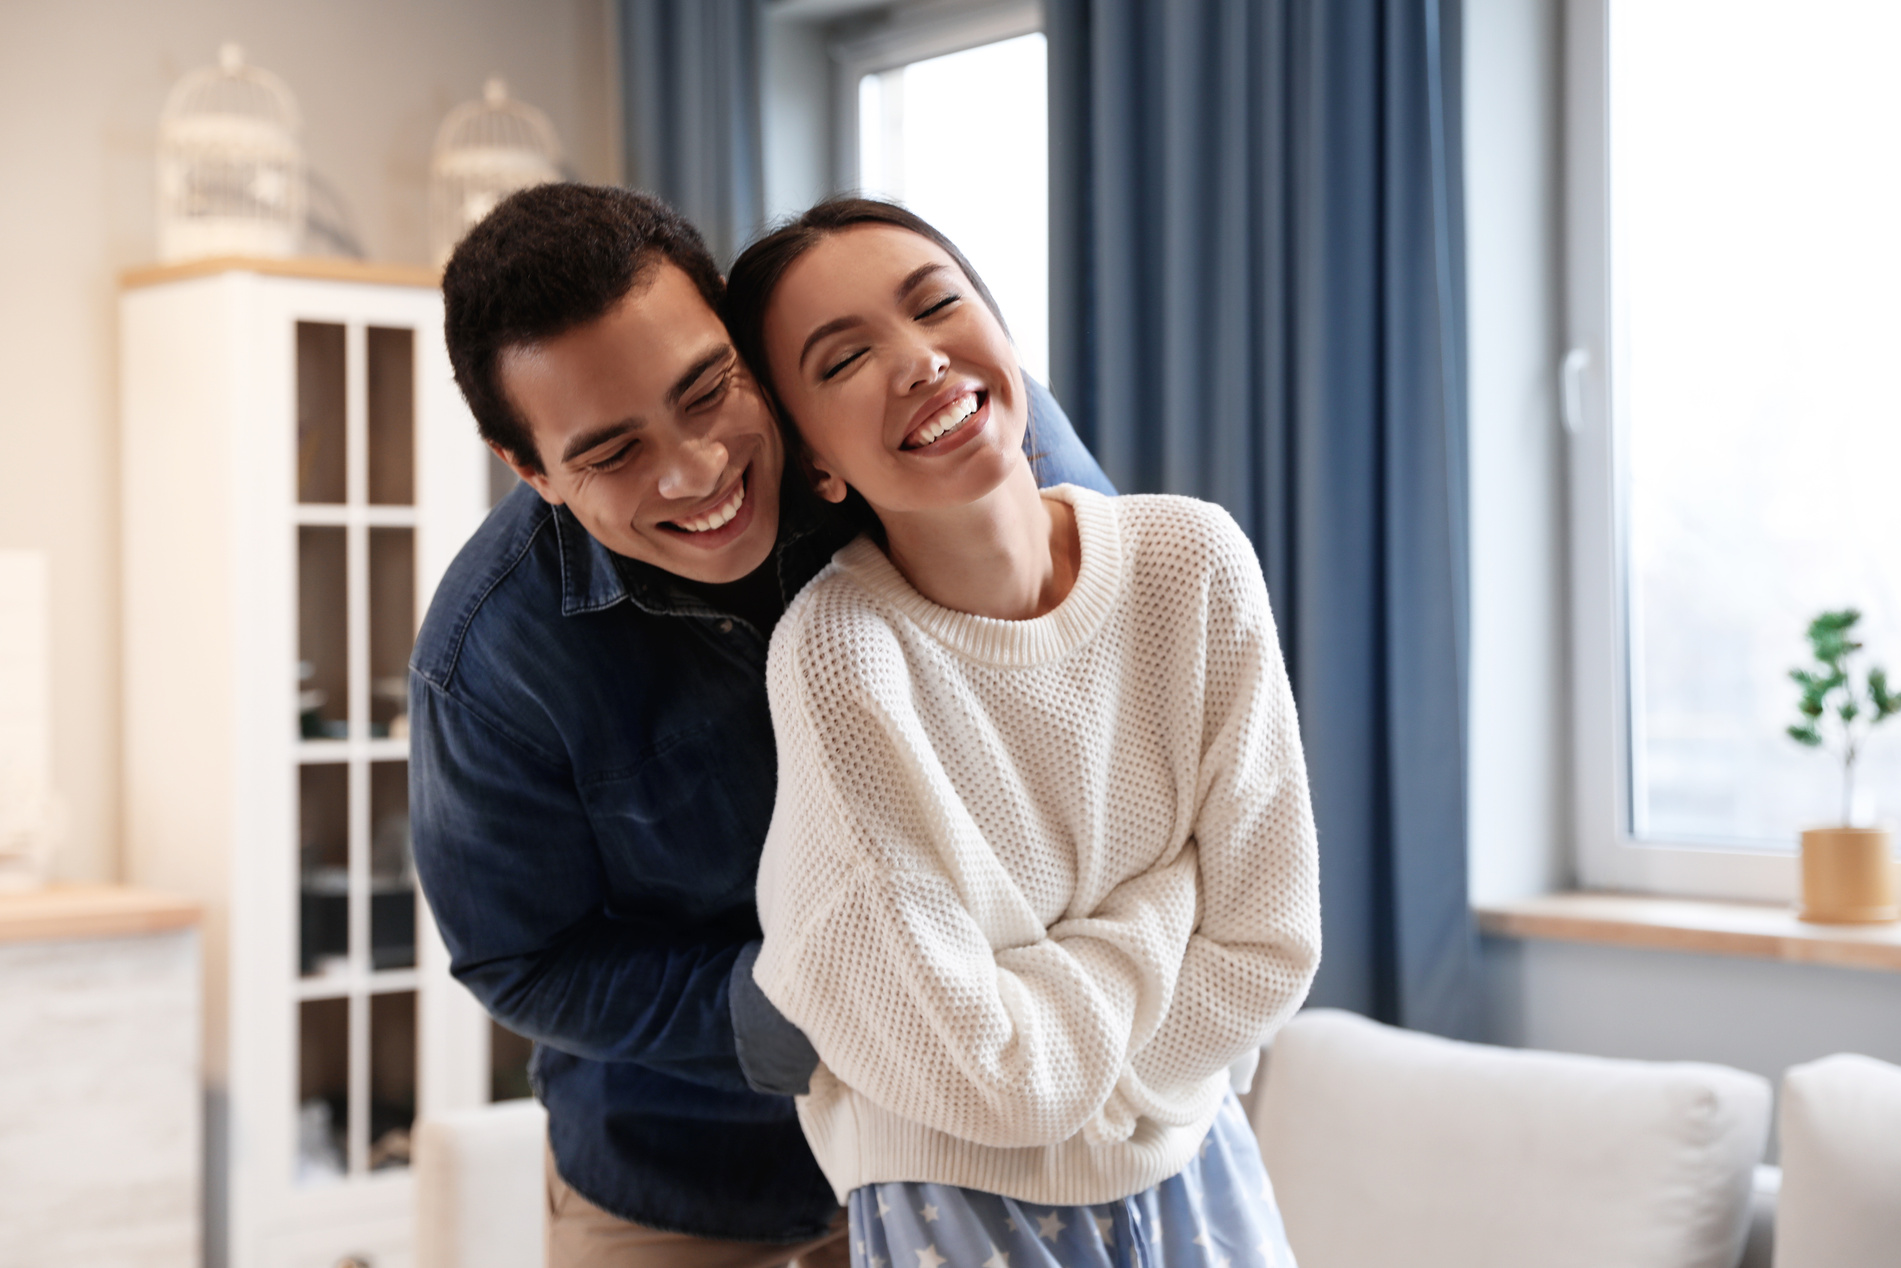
[
  {"x1": 808, "y1": 458, "x2": 849, "y2": 504},
  {"x1": 786, "y1": 424, "x2": 849, "y2": 503}
]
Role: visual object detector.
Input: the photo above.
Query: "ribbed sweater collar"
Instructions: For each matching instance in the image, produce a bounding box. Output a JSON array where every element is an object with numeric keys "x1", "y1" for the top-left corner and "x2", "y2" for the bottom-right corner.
[{"x1": 832, "y1": 484, "x2": 1123, "y2": 668}]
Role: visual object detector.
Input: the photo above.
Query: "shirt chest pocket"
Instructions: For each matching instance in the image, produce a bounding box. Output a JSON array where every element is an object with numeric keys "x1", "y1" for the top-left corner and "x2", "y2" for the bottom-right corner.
[{"x1": 576, "y1": 722, "x2": 778, "y2": 911}]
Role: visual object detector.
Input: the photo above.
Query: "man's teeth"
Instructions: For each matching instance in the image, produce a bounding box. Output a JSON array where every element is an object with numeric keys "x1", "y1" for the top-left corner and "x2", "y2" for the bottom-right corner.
[
  {"x1": 908, "y1": 394, "x2": 979, "y2": 448},
  {"x1": 674, "y1": 482, "x2": 746, "y2": 533}
]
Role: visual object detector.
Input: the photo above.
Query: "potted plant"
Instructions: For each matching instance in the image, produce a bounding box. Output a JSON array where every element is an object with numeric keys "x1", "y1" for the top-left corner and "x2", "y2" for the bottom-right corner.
[{"x1": 1788, "y1": 609, "x2": 1901, "y2": 922}]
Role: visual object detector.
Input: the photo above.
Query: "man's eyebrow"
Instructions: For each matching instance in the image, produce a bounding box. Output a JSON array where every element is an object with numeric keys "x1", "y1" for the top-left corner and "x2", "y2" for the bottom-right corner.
[
  {"x1": 666, "y1": 345, "x2": 735, "y2": 408},
  {"x1": 560, "y1": 418, "x2": 643, "y2": 467}
]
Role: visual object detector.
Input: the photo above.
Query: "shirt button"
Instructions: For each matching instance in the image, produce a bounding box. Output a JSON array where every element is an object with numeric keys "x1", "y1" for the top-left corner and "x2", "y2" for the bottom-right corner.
[{"x1": 719, "y1": 619, "x2": 734, "y2": 633}]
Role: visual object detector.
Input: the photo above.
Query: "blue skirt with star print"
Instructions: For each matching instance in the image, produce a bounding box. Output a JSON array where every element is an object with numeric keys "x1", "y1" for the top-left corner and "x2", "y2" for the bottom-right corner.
[{"x1": 845, "y1": 1093, "x2": 1297, "y2": 1268}]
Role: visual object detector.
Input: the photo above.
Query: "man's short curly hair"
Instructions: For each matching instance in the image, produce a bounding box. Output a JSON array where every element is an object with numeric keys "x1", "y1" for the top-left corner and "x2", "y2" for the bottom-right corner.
[{"x1": 441, "y1": 184, "x2": 724, "y2": 472}]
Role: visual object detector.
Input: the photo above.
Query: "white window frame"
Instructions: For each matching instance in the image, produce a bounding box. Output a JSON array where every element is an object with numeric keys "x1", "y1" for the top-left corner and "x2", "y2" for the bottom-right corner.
[
  {"x1": 829, "y1": 0, "x2": 1044, "y2": 191},
  {"x1": 1563, "y1": 0, "x2": 1797, "y2": 902}
]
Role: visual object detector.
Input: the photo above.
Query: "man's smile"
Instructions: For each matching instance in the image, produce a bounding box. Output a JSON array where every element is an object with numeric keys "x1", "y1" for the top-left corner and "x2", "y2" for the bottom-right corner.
[
  {"x1": 657, "y1": 463, "x2": 759, "y2": 549},
  {"x1": 665, "y1": 470, "x2": 748, "y2": 533}
]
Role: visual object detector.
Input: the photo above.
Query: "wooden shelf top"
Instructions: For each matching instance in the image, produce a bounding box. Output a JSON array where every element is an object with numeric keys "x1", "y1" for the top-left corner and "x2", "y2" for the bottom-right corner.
[
  {"x1": 0, "y1": 885, "x2": 202, "y2": 945},
  {"x1": 121, "y1": 256, "x2": 440, "y2": 291},
  {"x1": 1476, "y1": 891, "x2": 1901, "y2": 974}
]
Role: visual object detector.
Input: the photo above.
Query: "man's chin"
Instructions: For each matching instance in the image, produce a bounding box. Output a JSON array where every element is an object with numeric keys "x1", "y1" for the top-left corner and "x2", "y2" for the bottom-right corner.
[{"x1": 629, "y1": 512, "x2": 778, "y2": 585}]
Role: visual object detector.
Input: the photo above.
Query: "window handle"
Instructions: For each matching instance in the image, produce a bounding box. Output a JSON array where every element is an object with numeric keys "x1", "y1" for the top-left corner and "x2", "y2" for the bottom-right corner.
[{"x1": 1560, "y1": 347, "x2": 1591, "y2": 435}]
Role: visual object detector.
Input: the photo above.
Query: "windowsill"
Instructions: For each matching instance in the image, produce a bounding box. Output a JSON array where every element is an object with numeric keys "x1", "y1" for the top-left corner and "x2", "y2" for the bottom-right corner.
[{"x1": 1475, "y1": 892, "x2": 1901, "y2": 974}]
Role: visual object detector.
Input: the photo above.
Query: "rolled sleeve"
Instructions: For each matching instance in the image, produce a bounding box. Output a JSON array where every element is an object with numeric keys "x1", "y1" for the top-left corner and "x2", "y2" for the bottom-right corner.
[{"x1": 729, "y1": 940, "x2": 821, "y2": 1096}]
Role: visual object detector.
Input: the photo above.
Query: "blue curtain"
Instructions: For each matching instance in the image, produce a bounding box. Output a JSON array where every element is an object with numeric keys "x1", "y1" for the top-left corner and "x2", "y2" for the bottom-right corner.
[
  {"x1": 620, "y1": 0, "x2": 765, "y2": 265},
  {"x1": 1047, "y1": 0, "x2": 1476, "y2": 1037}
]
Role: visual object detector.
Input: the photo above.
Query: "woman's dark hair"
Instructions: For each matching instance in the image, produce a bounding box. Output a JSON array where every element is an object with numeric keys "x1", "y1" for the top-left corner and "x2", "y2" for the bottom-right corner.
[
  {"x1": 442, "y1": 183, "x2": 724, "y2": 472},
  {"x1": 723, "y1": 197, "x2": 1020, "y2": 504}
]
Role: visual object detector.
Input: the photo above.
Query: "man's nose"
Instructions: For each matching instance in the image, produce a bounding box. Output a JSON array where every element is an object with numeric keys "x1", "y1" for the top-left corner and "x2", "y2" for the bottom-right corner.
[{"x1": 655, "y1": 437, "x2": 729, "y2": 501}]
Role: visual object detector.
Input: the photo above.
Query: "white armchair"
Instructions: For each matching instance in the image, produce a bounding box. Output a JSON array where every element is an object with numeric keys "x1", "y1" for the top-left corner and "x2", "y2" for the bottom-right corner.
[
  {"x1": 414, "y1": 1099, "x2": 549, "y2": 1268},
  {"x1": 1772, "y1": 1052, "x2": 1901, "y2": 1267},
  {"x1": 1249, "y1": 1009, "x2": 1772, "y2": 1268}
]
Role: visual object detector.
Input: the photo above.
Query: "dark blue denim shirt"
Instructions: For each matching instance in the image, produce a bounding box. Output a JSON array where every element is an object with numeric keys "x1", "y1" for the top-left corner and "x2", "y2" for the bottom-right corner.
[{"x1": 408, "y1": 379, "x2": 1112, "y2": 1242}]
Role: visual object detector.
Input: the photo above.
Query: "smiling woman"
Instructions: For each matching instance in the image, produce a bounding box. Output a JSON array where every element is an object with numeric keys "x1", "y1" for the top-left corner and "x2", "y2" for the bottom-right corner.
[{"x1": 723, "y1": 198, "x2": 1317, "y2": 1265}]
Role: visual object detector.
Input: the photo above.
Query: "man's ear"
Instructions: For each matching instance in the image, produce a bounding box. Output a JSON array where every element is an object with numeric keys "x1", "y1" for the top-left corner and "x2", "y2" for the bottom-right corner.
[{"x1": 489, "y1": 440, "x2": 563, "y2": 505}]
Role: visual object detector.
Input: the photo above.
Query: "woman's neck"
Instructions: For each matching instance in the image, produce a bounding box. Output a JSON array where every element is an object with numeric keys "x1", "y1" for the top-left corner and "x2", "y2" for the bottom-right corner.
[{"x1": 877, "y1": 462, "x2": 1080, "y2": 621}]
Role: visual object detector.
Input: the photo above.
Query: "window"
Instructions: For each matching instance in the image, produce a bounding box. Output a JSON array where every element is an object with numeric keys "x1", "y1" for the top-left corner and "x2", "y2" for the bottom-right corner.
[
  {"x1": 835, "y1": 3, "x2": 1049, "y2": 382},
  {"x1": 1567, "y1": 0, "x2": 1901, "y2": 898}
]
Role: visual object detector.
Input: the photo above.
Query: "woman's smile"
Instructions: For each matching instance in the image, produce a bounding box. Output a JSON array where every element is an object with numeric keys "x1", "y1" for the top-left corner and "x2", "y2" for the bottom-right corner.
[{"x1": 902, "y1": 387, "x2": 987, "y2": 452}]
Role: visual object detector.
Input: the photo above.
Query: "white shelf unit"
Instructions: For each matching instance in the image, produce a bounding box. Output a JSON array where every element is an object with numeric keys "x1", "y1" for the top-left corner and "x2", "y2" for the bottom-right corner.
[{"x1": 122, "y1": 261, "x2": 497, "y2": 1268}]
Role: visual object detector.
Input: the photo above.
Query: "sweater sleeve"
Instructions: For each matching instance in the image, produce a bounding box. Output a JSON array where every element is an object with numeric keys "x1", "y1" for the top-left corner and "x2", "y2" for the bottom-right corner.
[
  {"x1": 753, "y1": 605, "x2": 1200, "y2": 1151},
  {"x1": 1115, "y1": 515, "x2": 1321, "y2": 1118}
]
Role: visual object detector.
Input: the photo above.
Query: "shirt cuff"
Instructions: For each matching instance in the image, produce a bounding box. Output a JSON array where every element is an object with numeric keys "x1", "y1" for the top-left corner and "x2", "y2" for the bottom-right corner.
[{"x1": 729, "y1": 940, "x2": 820, "y2": 1096}]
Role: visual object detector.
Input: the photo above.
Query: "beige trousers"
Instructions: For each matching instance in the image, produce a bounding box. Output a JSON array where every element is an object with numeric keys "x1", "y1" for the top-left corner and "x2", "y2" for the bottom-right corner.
[{"x1": 545, "y1": 1144, "x2": 849, "y2": 1268}]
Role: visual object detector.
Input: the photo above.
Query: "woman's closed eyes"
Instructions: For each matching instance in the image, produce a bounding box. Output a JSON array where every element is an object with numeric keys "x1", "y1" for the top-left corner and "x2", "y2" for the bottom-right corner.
[{"x1": 818, "y1": 292, "x2": 965, "y2": 382}]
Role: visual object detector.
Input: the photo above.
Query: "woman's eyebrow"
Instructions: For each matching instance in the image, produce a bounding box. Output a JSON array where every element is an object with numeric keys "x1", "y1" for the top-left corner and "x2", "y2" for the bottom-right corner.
[
  {"x1": 796, "y1": 263, "x2": 953, "y2": 371},
  {"x1": 896, "y1": 262, "x2": 947, "y2": 302},
  {"x1": 799, "y1": 315, "x2": 862, "y2": 370}
]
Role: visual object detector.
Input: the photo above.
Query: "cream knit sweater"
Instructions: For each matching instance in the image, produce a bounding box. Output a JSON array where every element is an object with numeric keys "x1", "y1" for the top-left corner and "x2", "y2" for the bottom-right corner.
[{"x1": 754, "y1": 485, "x2": 1320, "y2": 1206}]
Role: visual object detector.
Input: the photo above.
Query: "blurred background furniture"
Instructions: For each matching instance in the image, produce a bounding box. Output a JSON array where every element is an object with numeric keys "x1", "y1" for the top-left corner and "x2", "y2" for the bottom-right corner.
[
  {"x1": 1772, "y1": 1052, "x2": 1901, "y2": 1267},
  {"x1": 407, "y1": 1017, "x2": 1901, "y2": 1268},
  {"x1": 0, "y1": 886, "x2": 201, "y2": 1267},
  {"x1": 119, "y1": 258, "x2": 504, "y2": 1267},
  {"x1": 415, "y1": 1099, "x2": 549, "y2": 1268},
  {"x1": 1249, "y1": 1009, "x2": 1773, "y2": 1268}
]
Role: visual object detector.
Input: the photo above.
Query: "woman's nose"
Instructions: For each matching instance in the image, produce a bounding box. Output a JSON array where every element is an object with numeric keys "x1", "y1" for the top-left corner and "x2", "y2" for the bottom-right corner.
[
  {"x1": 655, "y1": 437, "x2": 730, "y2": 501},
  {"x1": 896, "y1": 344, "x2": 950, "y2": 394}
]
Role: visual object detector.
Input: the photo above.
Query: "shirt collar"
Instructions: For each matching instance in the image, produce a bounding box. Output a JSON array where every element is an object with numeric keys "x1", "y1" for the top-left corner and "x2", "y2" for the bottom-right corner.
[{"x1": 551, "y1": 479, "x2": 855, "y2": 620}]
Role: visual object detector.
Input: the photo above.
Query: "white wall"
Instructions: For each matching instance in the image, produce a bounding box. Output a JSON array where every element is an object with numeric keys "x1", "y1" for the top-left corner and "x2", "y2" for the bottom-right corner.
[
  {"x1": 1483, "y1": 937, "x2": 1901, "y2": 1155},
  {"x1": 1463, "y1": 0, "x2": 1901, "y2": 1100},
  {"x1": 0, "y1": 0, "x2": 618, "y2": 883}
]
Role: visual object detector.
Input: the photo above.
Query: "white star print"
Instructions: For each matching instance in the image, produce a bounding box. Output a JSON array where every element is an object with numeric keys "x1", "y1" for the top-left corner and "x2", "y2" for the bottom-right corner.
[
  {"x1": 1200, "y1": 1137, "x2": 1212, "y2": 1157},
  {"x1": 1095, "y1": 1214, "x2": 1114, "y2": 1239},
  {"x1": 914, "y1": 1245, "x2": 946, "y2": 1268},
  {"x1": 1258, "y1": 1238, "x2": 1279, "y2": 1267},
  {"x1": 920, "y1": 1203, "x2": 940, "y2": 1223},
  {"x1": 1152, "y1": 1216, "x2": 1164, "y2": 1242},
  {"x1": 869, "y1": 1257, "x2": 885, "y2": 1268},
  {"x1": 1037, "y1": 1211, "x2": 1067, "y2": 1241},
  {"x1": 878, "y1": 1194, "x2": 892, "y2": 1218},
  {"x1": 1215, "y1": 1256, "x2": 1231, "y2": 1268},
  {"x1": 1261, "y1": 1174, "x2": 1275, "y2": 1202},
  {"x1": 1005, "y1": 1218, "x2": 1020, "y2": 1234},
  {"x1": 983, "y1": 1247, "x2": 1010, "y2": 1268},
  {"x1": 1194, "y1": 1232, "x2": 1212, "y2": 1248}
]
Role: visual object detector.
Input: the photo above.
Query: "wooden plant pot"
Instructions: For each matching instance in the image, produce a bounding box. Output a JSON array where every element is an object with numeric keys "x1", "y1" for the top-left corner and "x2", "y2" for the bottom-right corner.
[{"x1": 1799, "y1": 827, "x2": 1899, "y2": 924}]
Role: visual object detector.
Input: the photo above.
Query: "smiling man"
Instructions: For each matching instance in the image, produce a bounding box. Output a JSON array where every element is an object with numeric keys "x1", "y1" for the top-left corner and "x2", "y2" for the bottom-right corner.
[{"x1": 408, "y1": 184, "x2": 1113, "y2": 1268}]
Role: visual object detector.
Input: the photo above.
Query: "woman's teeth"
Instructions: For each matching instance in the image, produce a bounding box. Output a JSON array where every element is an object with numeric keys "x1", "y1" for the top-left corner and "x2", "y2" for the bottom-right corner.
[
  {"x1": 674, "y1": 481, "x2": 746, "y2": 533},
  {"x1": 906, "y1": 393, "x2": 980, "y2": 449}
]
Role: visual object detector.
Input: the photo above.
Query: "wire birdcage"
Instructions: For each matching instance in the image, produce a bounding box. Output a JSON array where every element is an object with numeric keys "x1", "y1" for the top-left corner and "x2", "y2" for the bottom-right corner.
[
  {"x1": 429, "y1": 77, "x2": 563, "y2": 267},
  {"x1": 157, "y1": 43, "x2": 305, "y2": 263}
]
